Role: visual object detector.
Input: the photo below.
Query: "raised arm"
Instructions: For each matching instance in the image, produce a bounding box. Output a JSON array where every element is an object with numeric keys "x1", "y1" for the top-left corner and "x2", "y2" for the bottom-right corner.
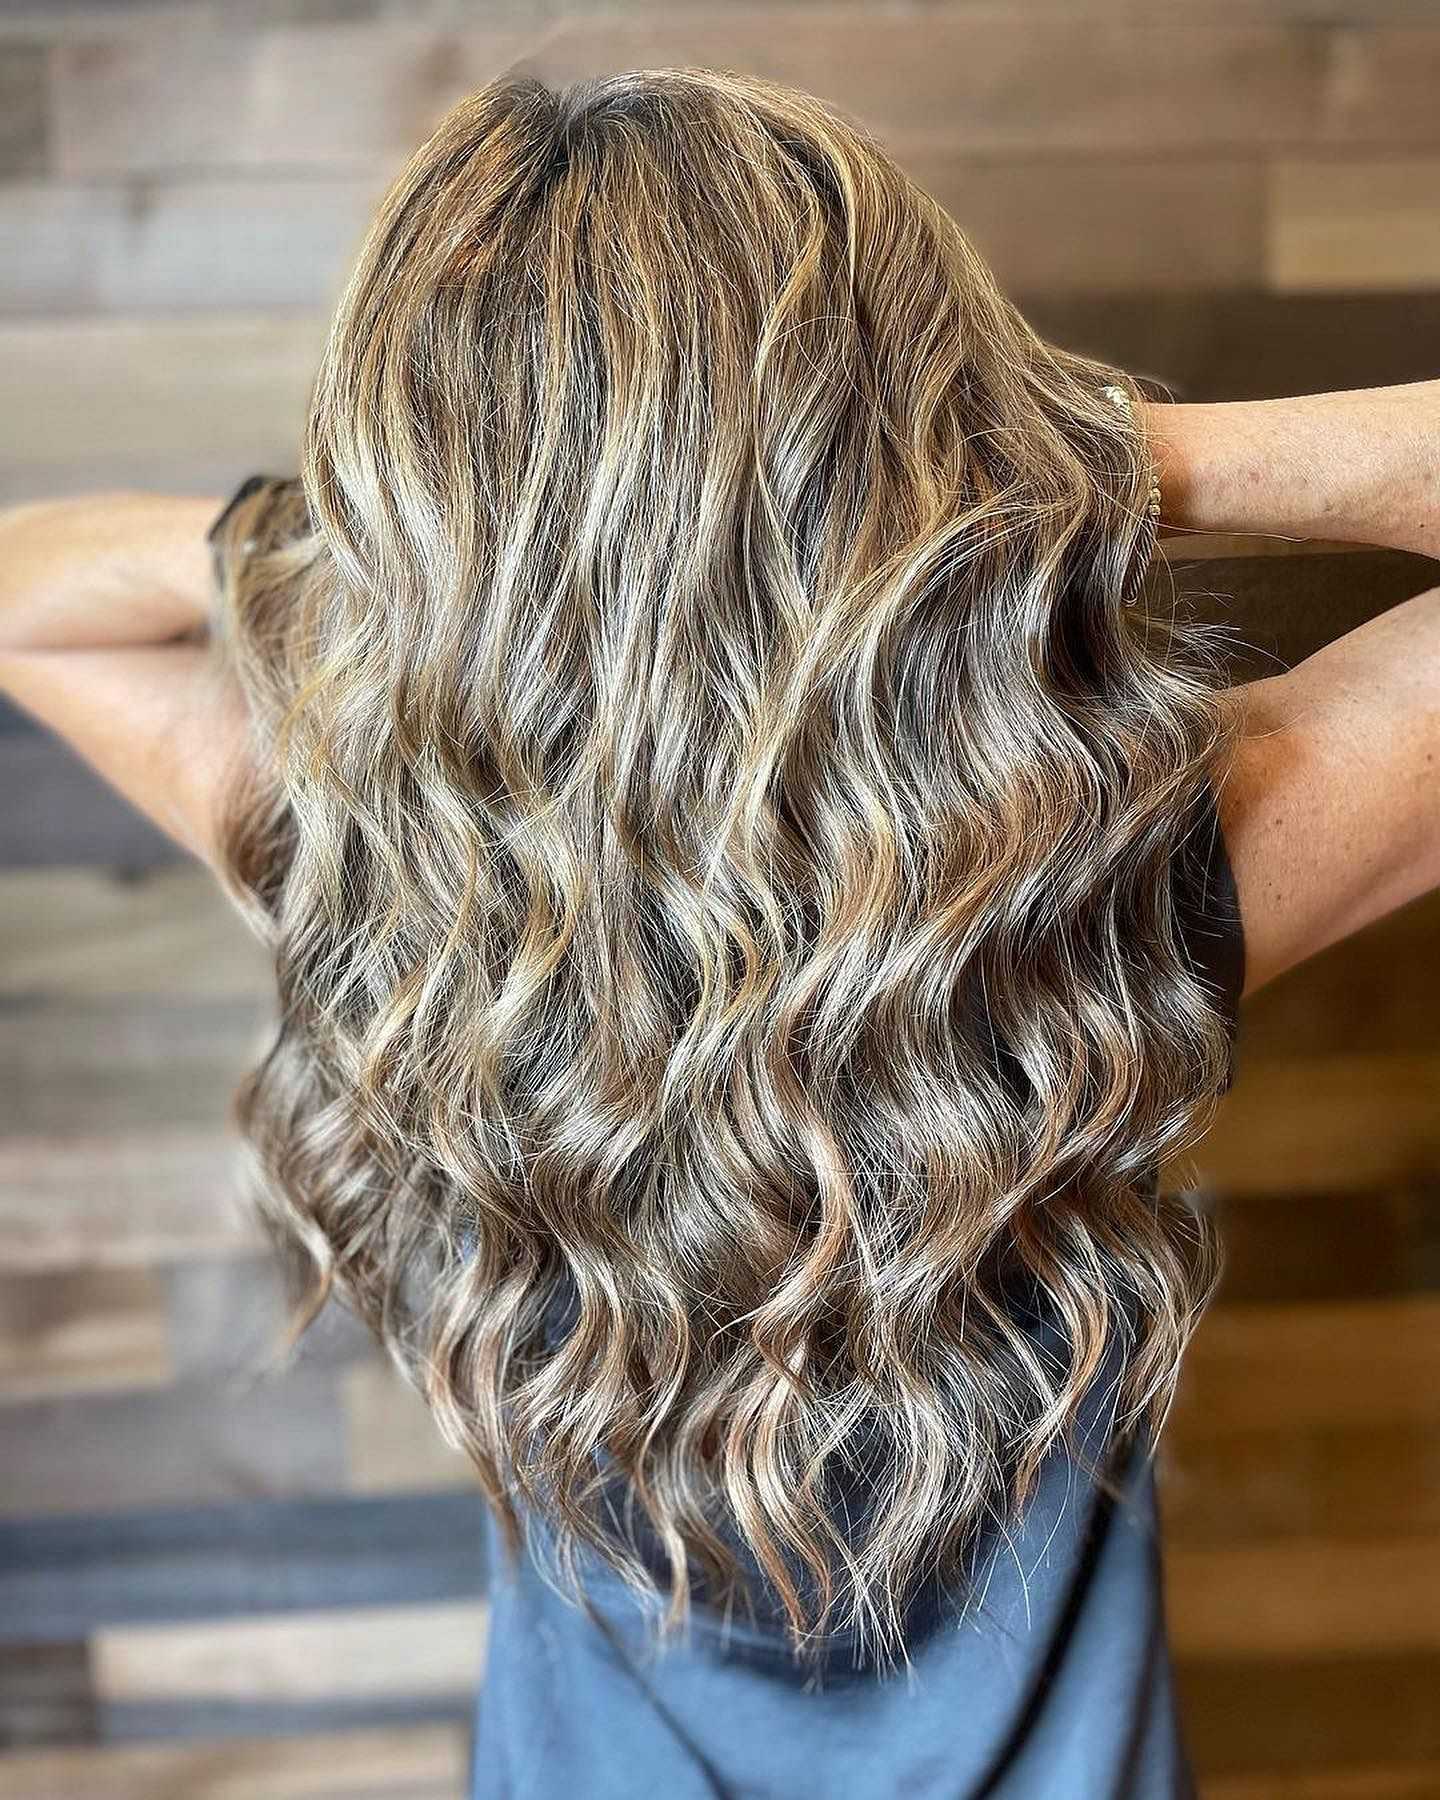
[
  {"x1": 1143, "y1": 381, "x2": 1440, "y2": 1000},
  {"x1": 0, "y1": 490, "x2": 244, "y2": 869},
  {"x1": 0, "y1": 492, "x2": 224, "y2": 651}
]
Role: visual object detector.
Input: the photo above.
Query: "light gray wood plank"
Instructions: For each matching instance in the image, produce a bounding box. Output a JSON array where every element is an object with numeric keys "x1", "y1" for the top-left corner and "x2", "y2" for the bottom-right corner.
[
  {"x1": 0, "y1": 994, "x2": 273, "y2": 1135},
  {"x1": 343, "y1": 1364, "x2": 476, "y2": 1496},
  {"x1": 165, "y1": 1255, "x2": 374, "y2": 1383},
  {"x1": 49, "y1": 15, "x2": 1331, "y2": 176},
  {"x1": 91, "y1": 1600, "x2": 486, "y2": 1704},
  {"x1": 0, "y1": 1129, "x2": 265, "y2": 1272},
  {"x1": 0, "y1": 1362, "x2": 349, "y2": 1517},
  {"x1": 50, "y1": 20, "x2": 544, "y2": 174},
  {"x1": 0, "y1": 865, "x2": 270, "y2": 1003},
  {"x1": 0, "y1": 175, "x2": 387, "y2": 315},
  {"x1": 0, "y1": 312, "x2": 320, "y2": 503}
]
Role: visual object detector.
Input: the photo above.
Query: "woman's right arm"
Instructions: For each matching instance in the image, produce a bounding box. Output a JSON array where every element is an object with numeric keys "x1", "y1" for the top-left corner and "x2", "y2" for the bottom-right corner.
[{"x1": 1141, "y1": 381, "x2": 1440, "y2": 1000}]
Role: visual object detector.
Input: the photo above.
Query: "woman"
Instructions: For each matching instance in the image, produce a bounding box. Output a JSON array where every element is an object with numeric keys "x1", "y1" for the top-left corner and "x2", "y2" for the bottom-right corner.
[{"x1": 2, "y1": 68, "x2": 1438, "y2": 1800}]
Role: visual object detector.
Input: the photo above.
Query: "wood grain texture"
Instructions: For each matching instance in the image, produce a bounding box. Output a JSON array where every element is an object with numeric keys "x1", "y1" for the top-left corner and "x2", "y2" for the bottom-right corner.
[
  {"x1": 0, "y1": 175, "x2": 388, "y2": 316},
  {"x1": 0, "y1": 1641, "x2": 96, "y2": 1752},
  {"x1": 0, "y1": 1130, "x2": 265, "y2": 1271},
  {"x1": 4, "y1": 4, "x2": 1440, "y2": 1793},
  {"x1": 530, "y1": 12, "x2": 1329, "y2": 152},
  {"x1": 0, "y1": 865, "x2": 270, "y2": 1002},
  {"x1": 1171, "y1": 1538, "x2": 1440, "y2": 1658},
  {"x1": 0, "y1": 311, "x2": 320, "y2": 502},
  {"x1": 1180, "y1": 1651, "x2": 1440, "y2": 1781},
  {"x1": 0, "y1": 1723, "x2": 469, "y2": 1800},
  {"x1": 907, "y1": 153, "x2": 1267, "y2": 294},
  {"x1": 0, "y1": 1266, "x2": 172, "y2": 1402},
  {"x1": 0, "y1": 1493, "x2": 489, "y2": 1645},
  {"x1": 1270, "y1": 157, "x2": 1440, "y2": 291},
  {"x1": 0, "y1": 43, "x2": 46, "y2": 176},
  {"x1": 91, "y1": 1602, "x2": 488, "y2": 1705},
  {"x1": 49, "y1": 21, "x2": 545, "y2": 174},
  {"x1": 1174, "y1": 1295, "x2": 1440, "y2": 1437},
  {"x1": 0, "y1": 1363, "x2": 350, "y2": 1517},
  {"x1": 343, "y1": 1365, "x2": 478, "y2": 1497}
]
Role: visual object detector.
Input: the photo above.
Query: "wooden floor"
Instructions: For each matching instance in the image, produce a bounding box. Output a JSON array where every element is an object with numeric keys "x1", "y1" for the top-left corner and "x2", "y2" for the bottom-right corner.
[{"x1": 5, "y1": 1, "x2": 1440, "y2": 1795}]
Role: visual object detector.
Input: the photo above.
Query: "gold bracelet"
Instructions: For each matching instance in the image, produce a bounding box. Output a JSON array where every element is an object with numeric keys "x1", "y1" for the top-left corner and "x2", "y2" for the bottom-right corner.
[{"x1": 1101, "y1": 383, "x2": 1162, "y2": 607}]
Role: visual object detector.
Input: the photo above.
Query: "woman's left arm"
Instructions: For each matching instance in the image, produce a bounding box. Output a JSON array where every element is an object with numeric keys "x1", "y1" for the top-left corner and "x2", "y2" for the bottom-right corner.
[
  {"x1": 0, "y1": 493, "x2": 223, "y2": 651},
  {"x1": 0, "y1": 491, "x2": 248, "y2": 872}
]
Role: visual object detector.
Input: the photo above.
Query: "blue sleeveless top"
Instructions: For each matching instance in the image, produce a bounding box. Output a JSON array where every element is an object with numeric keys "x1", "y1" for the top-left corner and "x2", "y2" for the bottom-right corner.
[{"x1": 468, "y1": 780, "x2": 1245, "y2": 1800}]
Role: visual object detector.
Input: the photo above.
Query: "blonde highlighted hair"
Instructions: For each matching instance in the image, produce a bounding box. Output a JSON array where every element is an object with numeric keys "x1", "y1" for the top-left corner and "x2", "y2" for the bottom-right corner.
[{"x1": 206, "y1": 68, "x2": 1241, "y2": 1674}]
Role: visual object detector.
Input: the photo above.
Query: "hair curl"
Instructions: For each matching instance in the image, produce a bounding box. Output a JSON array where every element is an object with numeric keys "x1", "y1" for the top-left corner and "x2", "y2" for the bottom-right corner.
[{"x1": 204, "y1": 68, "x2": 1243, "y2": 1675}]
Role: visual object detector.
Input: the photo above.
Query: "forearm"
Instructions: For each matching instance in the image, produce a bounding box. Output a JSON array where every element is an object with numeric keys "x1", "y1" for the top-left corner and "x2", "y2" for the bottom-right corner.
[
  {"x1": 1143, "y1": 379, "x2": 1440, "y2": 563},
  {"x1": 0, "y1": 492, "x2": 223, "y2": 652}
]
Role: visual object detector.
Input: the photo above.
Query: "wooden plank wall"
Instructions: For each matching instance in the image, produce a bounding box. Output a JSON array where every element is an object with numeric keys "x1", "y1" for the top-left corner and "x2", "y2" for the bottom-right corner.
[{"x1": 2, "y1": 3, "x2": 1440, "y2": 1796}]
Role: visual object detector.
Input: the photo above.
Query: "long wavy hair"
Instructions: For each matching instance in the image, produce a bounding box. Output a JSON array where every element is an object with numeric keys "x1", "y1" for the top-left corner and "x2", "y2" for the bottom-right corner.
[{"x1": 204, "y1": 68, "x2": 1243, "y2": 1675}]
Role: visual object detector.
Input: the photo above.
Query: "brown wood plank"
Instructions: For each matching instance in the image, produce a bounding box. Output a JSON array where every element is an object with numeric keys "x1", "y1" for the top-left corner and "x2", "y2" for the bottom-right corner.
[
  {"x1": 899, "y1": 152, "x2": 1265, "y2": 293},
  {"x1": 1203, "y1": 1767, "x2": 1440, "y2": 1799},
  {"x1": 1232, "y1": 890, "x2": 1440, "y2": 1063},
  {"x1": 531, "y1": 14, "x2": 1326, "y2": 154},
  {"x1": 1270, "y1": 157, "x2": 1440, "y2": 292},
  {"x1": 0, "y1": 1723, "x2": 468, "y2": 1800},
  {"x1": 0, "y1": 1266, "x2": 171, "y2": 1404},
  {"x1": 1169, "y1": 1537, "x2": 1440, "y2": 1658},
  {"x1": 1174, "y1": 1294, "x2": 1440, "y2": 1437},
  {"x1": 1166, "y1": 1288, "x2": 1440, "y2": 1440},
  {"x1": 0, "y1": 1641, "x2": 96, "y2": 1752},
  {"x1": 1163, "y1": 1420, "x2": 1440, "y2": 1545},
  {"x1": 1317, "y1": 26, "x2": 1440, "y2": 147},
  {"x1": 1020, "y1": 290, "x2": 1440, "y2": 402},
  {"x1": 1180, "y1": 1649, "x2": 1440, "y2": 1784},
  {"x1": 1208, "y1": 1184, "x2": 1440, "y2": 1305},
  {"x1": 1168, "y1": 1055, "x2": 1440, "y2": 1198},
  {"x1": 1202, "y1": 1764, "x2": 1440, "y2": 1792},
  {"x1": 0, "y1": 43, "x2": 46, "y2": 177}
]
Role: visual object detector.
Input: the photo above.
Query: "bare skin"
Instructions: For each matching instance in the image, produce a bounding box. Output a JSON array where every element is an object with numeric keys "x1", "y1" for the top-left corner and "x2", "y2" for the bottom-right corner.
[{"x1": 1144, "y1": 380, "x2": 1440, "y2": 999}]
